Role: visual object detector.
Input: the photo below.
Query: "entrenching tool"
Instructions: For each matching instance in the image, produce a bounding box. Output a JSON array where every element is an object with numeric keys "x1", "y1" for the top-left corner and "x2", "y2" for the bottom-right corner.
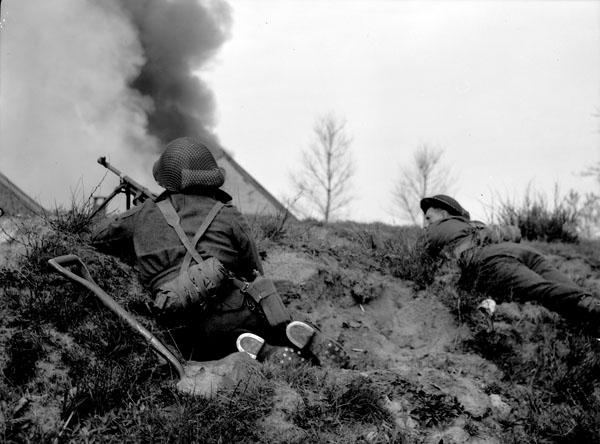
[{"x1": 48, "y1": 254, "x2": 255, "y2": 396}]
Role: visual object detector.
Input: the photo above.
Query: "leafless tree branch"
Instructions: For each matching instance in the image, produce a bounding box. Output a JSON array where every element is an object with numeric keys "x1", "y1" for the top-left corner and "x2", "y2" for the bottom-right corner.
[
  {"x1": 291, "y1": 113, "x2": 355, "y2": 221},
  {"x1": 390, "y1": 144, "x2": 456, "y2": 225}
]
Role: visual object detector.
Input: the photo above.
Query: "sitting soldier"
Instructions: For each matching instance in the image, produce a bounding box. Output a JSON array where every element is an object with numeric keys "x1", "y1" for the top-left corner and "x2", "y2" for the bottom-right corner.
[
  {"x1": 420, "y1": 194, "x2": 600, "y2": 331},
  {"x1": 92, "y1": 136, "x2": 349, "y2": 367}
]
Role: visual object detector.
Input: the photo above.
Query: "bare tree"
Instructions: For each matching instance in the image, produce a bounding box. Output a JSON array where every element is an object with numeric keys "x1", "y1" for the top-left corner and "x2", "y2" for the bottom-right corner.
[
  {"x1": 391, "y1": 144, "x2": 454, "y2": 225},
  {"x1": 291, "y1": 114, "x2": 355, "y2": 222}
]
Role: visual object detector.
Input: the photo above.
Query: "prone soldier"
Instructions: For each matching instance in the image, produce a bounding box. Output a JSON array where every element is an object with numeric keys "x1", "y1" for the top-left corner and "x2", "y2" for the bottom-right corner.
[{"x1": 420, "y1": 194, "x2": 600, "y2": 333}]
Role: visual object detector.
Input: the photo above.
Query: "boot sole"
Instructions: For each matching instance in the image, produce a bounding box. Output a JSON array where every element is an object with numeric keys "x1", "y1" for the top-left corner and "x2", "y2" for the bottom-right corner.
[
  {"x1": 286, "y1": 321, "x2": 315, "y2": 349},
  {"x1": 286, "y1": 321, "x2": 349, "y2": 368},
  {"x1": 236, "y1": 333, "x2": 265, "y2": 360}
]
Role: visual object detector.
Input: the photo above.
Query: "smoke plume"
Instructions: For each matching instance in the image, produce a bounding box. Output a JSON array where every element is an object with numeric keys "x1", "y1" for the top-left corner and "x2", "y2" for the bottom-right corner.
[
  {"x1": 118, "y1": 0, "x2": 231, "y2": 149},
  {"x1": 0, "y1": 0, "x2": 231, "y2": 208}
]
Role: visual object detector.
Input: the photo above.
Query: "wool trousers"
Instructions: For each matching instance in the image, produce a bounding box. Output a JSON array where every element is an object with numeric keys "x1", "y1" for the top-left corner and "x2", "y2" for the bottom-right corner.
[
  {"x1": 157, "y1": 287, "x2": 287, "y2": 361},
  {"x1": 463, "y1": 243, "x2": 596, "y2": 323}
]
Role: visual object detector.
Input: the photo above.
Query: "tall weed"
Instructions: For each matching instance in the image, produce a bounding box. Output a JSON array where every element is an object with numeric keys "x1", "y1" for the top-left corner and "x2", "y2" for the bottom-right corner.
[
  {"x1": 376, "y1": 230, "x2": 441, "y2": 289},
  {"x1": 493, "y1": 185, "x2": 580, "y2": 243}
]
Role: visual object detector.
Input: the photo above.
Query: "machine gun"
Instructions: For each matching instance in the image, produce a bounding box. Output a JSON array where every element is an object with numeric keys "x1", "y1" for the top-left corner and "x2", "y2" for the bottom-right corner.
[{"x1": 92, "y1": 156, "x2": 157, "y2": 217}]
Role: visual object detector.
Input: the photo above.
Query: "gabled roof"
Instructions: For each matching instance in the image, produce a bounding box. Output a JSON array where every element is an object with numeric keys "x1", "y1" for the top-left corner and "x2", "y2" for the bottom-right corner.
[
  {"x1": 0, "y1": 170, "x2": 45, "y2": 217},
  {"x1": 215, "y1": 149, "x2": 295, "y2": 219}
]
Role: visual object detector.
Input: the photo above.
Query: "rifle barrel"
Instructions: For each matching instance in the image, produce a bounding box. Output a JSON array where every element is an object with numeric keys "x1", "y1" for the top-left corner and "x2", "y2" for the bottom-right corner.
[
  {"x1": 97, "y1": 156, "x2": 123, "y2": 177},
  {"x1": 97, "y1": 156, "x2": 157, "y2": 201}
]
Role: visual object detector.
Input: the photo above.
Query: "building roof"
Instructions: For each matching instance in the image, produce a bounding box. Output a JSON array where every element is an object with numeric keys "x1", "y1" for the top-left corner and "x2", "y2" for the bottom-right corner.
[
  {"x1": 0, "y1": 170, "x2": 45, "y2": 217},
  {"x1": 215, "y1": 149, "x2": 295, "y2": 219}
]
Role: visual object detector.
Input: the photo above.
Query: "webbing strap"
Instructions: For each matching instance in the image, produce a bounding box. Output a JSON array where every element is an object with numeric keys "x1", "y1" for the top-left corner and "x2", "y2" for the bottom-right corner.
[
  {"x1": 230, "y1": 276, "x2": 249, "y2": 292},
  {"x1": 156, "y1": 198, "x2": 224, "y2": 269},
  {"x1": 181, "y1": 201, "x2": 224, "y2": 270},
  {"x1": 156, "y1": 199, "x2": 204, "y2": 264}
]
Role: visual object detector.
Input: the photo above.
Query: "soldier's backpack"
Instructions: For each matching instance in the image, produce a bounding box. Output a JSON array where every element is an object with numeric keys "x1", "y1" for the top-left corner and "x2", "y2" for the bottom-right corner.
[{"x1": 156, "y1": 197, "x2": 291, "y2": 327}]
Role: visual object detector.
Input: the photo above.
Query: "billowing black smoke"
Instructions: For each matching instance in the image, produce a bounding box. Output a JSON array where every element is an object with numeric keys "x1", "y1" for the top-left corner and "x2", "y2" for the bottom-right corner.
[
  {"x1": 0, "y1": 0, "x2": 232, "y2": 208},
  {"x1": 118, "y1": 0, "x2": 232, "y2": 149}
]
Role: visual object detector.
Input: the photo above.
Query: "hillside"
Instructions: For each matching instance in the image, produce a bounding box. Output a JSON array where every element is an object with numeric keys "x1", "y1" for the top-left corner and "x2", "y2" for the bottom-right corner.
[{"x1": 1, "y1": 213, "x2": 599, "y2": 443}]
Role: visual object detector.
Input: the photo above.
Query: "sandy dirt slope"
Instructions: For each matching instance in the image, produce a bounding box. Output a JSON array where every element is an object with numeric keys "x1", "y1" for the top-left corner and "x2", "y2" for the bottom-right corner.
[
  {"x1": 263, "y1": 248, "x2": 507, "y2": 443},
  {"x1": 2, "y1": 220, "x2": 599, "y2": 443}
]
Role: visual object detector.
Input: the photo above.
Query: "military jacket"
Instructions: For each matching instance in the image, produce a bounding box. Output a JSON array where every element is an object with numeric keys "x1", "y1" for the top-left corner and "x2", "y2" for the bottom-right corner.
[{"x1": 92, "y1": 190, "x2": 263, "y2": 292}]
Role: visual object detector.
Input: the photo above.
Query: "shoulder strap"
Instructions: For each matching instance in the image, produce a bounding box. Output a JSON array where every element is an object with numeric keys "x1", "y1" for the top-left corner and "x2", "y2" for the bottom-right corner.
[
  {"x1": 190, "y1": 201, "x2": 225, "y2": 251},
  {"x1": 156, "y1": 198, "x2": 225, "y2": 268},
  {"x1": 181, "y1": 201, "x2": 224, "y2": 270},
  {"x1": 156, "y1": 198, "x2": 204, "y2": 264}
]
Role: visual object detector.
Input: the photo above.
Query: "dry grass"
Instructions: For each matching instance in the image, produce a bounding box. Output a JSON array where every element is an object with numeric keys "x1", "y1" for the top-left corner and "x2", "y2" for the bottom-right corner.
[
  {"x1": 1, "y1": 200, "x2": 599, "y2": 442},
  {"x1": 493, "y1": 185, "x2": 583, "y2": 243}
]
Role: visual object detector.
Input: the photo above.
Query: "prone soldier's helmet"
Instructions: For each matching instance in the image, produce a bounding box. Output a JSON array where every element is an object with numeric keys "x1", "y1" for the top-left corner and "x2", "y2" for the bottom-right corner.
[
  {"x1": 153, "y1": 137, "x2": 225, "y2": 192},
  {"x1": 420, "y1": 195, "x2": 470, "y2": 220}
]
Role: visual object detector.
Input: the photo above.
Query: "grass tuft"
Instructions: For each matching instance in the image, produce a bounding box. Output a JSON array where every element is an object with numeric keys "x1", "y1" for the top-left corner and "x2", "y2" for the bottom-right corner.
[
  {"x1": 494, "y1": 185, "x2": 581, "y2": 243},
  {"x1": 3, "y1": 329, "x2": 47, "y2": 386}
]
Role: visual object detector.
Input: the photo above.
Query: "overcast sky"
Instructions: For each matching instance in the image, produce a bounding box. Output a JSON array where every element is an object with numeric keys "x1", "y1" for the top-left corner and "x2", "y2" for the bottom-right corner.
[
  {"x1": 1, "y1": 1, "x2": 599, "y2": 224},
  {"x1": 203, "y1": 1, "x2": 600, "y2": 223}
]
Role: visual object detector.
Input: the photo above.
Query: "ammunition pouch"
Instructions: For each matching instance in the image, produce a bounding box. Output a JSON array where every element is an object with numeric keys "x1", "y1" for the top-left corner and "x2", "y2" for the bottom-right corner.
[
  {"x1": 474, "y1": 224, "x2": 522, "y2": 246},
  {"x1": 184, "y1": 257, "x2": 228, "y2": 308},
  {"x1": 154, "y1": 257, "x2": 228, "y2": 312},
  {"x1": 242, "y1": 277, "x2": 291, "y2": 327},
  {"x1": 154, "y1": 198, "x2": 228, "y2": 312}
]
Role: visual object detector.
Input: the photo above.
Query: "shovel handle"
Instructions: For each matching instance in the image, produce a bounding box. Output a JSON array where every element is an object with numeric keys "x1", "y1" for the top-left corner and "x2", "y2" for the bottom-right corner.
[
  {"x1": 48, "y1": 254, "x2": 95, "y2": 285},
  {"x1": 48, "y1": 254, "x2": 185, "y2": 378}
]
